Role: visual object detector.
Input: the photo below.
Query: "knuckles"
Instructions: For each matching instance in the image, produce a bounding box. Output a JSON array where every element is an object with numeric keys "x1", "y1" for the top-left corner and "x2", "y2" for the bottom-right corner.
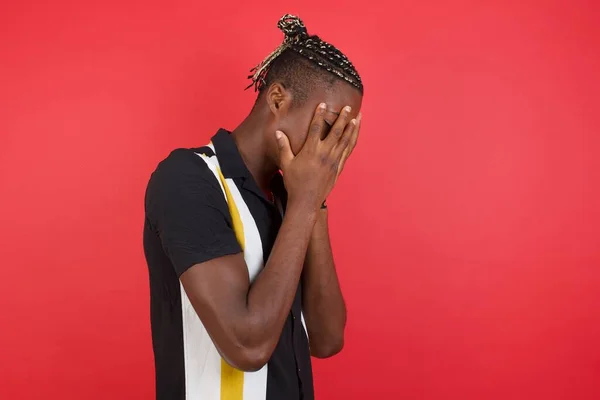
[
  {"x1": 320, "y1": 154, "x2": 329, "y2": 166},
  {"x1": 310, "y1": 123, "x2": 323, "y2": 135}
]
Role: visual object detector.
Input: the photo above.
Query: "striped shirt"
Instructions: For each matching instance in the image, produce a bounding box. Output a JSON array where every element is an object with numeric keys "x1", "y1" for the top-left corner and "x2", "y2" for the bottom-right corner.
[{"x1": 143, "y1": 129, "x2": 314, "y2": 400}]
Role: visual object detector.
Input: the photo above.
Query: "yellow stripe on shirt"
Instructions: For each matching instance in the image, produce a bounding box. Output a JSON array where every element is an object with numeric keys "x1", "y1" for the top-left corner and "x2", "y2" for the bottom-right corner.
[{"x1": 215, "y1": 166, "x2": 245, "y2": 400}]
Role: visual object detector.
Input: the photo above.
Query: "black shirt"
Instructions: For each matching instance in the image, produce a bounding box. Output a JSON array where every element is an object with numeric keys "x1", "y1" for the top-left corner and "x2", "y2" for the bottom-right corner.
[{"x1": 143, "y1": 129, "x2": 314, "y2": 400}]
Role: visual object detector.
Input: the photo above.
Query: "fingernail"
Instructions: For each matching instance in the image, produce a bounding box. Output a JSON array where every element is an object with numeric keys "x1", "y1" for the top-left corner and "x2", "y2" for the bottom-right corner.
[
  {"x1": 345, "y1": 106, "x2": 352, "y2": 113},
  {"x1": 275, "y1": 131, "x2": 283, "y2": 139},
  {"x1": 351, "y1": 119, "x2": 357, "y2": 125},
  {"x1": 319, "y1": 103, "x2": 326, "y2": 109}
]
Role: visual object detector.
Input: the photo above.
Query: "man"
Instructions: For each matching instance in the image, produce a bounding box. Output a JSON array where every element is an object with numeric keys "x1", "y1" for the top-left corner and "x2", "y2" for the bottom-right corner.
[{"x1": 143, "y1": 14, "x2": 363, "y2": 400}]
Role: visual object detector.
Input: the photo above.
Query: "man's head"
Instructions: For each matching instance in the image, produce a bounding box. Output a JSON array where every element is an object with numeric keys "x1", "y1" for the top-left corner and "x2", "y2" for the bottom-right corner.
[{"x1": 247, "y1": 15, "x2": 363, "y2": 159}]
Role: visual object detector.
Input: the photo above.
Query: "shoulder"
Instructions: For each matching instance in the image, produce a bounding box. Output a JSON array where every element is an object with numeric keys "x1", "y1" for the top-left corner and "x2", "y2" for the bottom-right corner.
[
  {"x1": 145, "y1": 147, "x2": 222, "y2": 206},
  {"x1": 150, "y1": 146, "x2": 219, "y2": 184},
  {"x1": 153, "y1": 147, "x2": 214, "y2": 177}
]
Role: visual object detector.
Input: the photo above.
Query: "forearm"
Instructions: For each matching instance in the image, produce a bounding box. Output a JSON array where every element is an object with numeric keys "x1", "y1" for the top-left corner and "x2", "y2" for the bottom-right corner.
[
  {"x1": 302, "y1": 209, "x2": 347, "y2": 357},
  {"x1": 182, "y1": 202, "x2": 319, "y2": 372},
  {"x1": 242, "y1": 202, "x2": 317, "y2": 355}
]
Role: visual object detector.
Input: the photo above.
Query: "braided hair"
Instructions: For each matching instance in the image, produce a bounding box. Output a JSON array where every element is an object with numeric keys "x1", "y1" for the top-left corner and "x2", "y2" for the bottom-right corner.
[{"x1": 247, "y1": 14, "x2": 363, "y2": 103}]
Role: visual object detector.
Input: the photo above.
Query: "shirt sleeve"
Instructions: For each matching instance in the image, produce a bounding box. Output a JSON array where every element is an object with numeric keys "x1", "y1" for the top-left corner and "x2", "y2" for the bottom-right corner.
[{"x1": 144, "y1": 149, "x2": 242, "y2": 277}]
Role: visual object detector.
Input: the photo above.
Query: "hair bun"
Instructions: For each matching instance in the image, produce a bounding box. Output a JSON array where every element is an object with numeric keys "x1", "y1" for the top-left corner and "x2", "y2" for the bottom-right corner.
[{"x1": 277, "y1": 14, "x2": 308, "y2": 42}]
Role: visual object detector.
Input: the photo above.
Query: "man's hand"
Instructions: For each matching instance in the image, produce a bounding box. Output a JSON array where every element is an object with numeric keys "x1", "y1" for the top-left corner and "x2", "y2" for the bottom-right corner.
[{"x1": 276, "y1": 103, "x2": 358, "y2": 211}]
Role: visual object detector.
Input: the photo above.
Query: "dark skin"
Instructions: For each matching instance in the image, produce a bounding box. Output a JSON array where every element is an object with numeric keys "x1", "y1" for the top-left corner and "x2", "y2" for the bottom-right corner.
[{"x1": 179, "y1": 79, "x2": 362, "y2": 371}]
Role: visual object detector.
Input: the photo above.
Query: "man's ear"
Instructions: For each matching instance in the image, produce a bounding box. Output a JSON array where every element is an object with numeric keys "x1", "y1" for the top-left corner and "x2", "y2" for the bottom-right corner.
[{"x1": 266, "y1": 82, "x2": 292, "y2": 115}]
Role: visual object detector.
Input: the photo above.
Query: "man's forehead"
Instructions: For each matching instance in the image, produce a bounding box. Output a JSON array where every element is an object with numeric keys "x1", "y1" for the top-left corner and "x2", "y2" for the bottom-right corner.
[{"x1": 310, "y1": 83, "x2": 362, "y2": 116}]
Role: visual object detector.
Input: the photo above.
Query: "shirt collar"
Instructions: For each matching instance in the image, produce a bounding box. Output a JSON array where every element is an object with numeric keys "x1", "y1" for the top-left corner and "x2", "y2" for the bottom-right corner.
[
  {"x1": 211, "y1": 128, "x2": 252, "y2": 179},
  {"x1": 211, "y1": 128, "x2": 288, "y2": 208}
]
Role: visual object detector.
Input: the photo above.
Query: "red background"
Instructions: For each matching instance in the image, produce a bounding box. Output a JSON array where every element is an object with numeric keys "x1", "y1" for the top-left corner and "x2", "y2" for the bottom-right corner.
[{"x1": 1, "y1": 1, "x2": 599, "y2": 399}]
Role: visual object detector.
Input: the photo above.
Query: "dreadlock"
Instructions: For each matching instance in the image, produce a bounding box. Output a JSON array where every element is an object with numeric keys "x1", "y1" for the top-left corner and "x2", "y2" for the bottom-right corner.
[{"x1": 247, "y1": 14, "x2": 363, "y2": 104}]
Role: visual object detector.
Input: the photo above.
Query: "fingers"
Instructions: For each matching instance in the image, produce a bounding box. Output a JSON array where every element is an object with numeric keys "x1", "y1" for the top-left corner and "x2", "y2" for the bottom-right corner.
[
  {"x1": 275, "y1": 130, "x2": 294, "y2": 170},
  {"x1": 323, "y1": 105, "x2": 353, "y2": 150},
  {"x1": 334, "y1": 113, "x2": 361, "y2": 179},
  {"x1": 305, "y1": 103, "x2": 328, "y2": 149},
  {"x1": 346, "y1": 112, "x2": 361, "y2": 157},
  {"x1": 331, "y1": 118, "x2": 357, "y2": 162}
]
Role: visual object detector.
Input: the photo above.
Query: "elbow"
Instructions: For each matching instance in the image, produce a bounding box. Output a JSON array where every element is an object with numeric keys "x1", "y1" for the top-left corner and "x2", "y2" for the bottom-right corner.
[
  {"x1": 225, "y1": 344, "x2": 272, "y2": 372},
  {"x1": 310, "y1": 336, "x2": 344, "y2": 359},
  {"x1": 235, "y1": 351, "x2": 269, "y2": 372},
  {"x1": 216, "y1": 316, "x2": 275, "y2": 372}
]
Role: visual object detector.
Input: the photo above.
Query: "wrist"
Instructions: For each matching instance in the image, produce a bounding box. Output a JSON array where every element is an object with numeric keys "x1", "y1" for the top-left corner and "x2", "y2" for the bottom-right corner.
[
  {"x1": 287, "y1": 198, "x2": 320, "y2": 220},
  {"x1": 287, "y1": 192, "x2": 322, "y2": 213}
]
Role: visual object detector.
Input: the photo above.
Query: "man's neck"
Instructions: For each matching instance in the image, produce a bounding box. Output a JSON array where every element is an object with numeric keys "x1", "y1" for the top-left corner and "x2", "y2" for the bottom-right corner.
[{"x1": 230, "y1": 113, "x2": 278, "y2": 194}]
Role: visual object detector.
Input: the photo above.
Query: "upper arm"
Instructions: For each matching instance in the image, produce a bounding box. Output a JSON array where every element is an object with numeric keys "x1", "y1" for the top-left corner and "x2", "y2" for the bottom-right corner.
[{"x1": 145, "y1": 149, "x2": 242, "y2": 276}]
